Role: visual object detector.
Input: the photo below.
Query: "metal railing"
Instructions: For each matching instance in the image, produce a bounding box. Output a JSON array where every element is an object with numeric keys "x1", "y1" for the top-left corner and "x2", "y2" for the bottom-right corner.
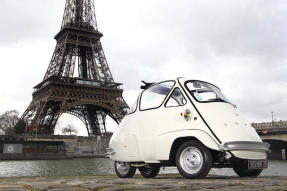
[{"x1": 34, "y1": 76, "x2": 122, "y2": 92}]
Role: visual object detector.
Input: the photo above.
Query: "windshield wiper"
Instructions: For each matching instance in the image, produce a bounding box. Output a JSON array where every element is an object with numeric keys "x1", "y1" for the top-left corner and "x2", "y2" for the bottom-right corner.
[
  {"x1": 208, "y1": 98, "x2": 237, "y2": 108},
  {"x1": 208, "y1": 98, "x2": 225, "y2": 102}
]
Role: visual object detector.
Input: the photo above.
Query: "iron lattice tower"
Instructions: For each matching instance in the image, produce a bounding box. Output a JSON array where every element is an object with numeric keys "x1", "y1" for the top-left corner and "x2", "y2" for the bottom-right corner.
[{"x1": 20, "y1": 0, "x2": 128, "y2": 135}]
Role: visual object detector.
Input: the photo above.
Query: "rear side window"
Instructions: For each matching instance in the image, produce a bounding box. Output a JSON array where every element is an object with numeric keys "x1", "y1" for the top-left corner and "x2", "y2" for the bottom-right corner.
[
  {"x1": 140, "y1": 81, "x2": 175, "y2": 110},
  {"x1": 165, "y1": 88, "x2": 187, "y2": 107},
  {"x1": 127, "y1": 98, "x2": 138, "y2": 115}
]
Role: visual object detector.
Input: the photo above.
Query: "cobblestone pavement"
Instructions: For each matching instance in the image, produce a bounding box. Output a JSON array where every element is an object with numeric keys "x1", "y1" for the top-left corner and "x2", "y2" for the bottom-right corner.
[{"x1": 0, "y1": 174, "x2": 286, "y2": 191}]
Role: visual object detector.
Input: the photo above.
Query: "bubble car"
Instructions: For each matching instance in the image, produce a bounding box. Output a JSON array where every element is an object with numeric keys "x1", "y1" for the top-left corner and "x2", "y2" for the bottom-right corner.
[{"x1": 107, "y1": 78, "x2": 270, "y2": 179}]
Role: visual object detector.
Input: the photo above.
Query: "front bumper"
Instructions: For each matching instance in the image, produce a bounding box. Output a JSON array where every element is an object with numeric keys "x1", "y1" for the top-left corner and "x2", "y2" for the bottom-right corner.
[{"x1": 219, "y1": 141, "x2": 270, "y2": 152}]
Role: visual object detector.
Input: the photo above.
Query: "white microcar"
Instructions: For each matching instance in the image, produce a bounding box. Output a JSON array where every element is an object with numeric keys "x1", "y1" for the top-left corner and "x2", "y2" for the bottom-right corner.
[{"x1": 107, "y1": 78, "x2": 270, "y2": 179}]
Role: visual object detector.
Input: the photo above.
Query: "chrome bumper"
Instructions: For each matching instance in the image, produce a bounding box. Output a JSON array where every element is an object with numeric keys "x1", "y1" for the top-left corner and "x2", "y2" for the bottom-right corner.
[{"x1": 219, "y1": 141, "x2": 270, "y2": 152}]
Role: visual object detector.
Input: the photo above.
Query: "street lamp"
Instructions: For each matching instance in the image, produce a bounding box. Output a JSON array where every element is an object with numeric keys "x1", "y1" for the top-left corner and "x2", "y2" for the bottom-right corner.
[{"x1": 271, "y1": 112, "x2": 274, "y2": 128}]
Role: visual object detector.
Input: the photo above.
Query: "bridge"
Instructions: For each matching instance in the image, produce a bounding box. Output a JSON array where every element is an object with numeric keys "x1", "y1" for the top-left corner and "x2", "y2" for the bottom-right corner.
[{"x1": 252, "y1": 121, "x2": 287, "y2": 160}]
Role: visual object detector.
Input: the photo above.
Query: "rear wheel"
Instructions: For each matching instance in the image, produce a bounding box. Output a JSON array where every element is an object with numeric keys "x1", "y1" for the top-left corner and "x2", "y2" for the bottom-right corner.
[
  {"x1": 233, "y1": 165, "x2": 263, "y2": 177},
  {"x1": 175, "y1": 140, "x2": 212, "y2": 179},
  {"x1": 114, "y1": 161, "x2": 136, "y2": 178},
  {"x1": 139, "y1": 165, "x2": 160, "y2": 178},
  {"x1": 232, "y1": 159, "x2": 264, "y2": 177}
]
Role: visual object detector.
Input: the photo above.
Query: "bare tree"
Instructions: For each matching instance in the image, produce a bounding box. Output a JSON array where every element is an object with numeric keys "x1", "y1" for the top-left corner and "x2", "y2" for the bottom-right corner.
[
  {"x1": 0, "y1": 110, "x2": 19, "y2": 135},
  {"x1": 62, "y1": 124, "x2": 78, "y2": 135}
]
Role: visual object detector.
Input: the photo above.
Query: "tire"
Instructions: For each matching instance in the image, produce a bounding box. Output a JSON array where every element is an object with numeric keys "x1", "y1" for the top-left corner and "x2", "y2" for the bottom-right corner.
[
  {"x1": 114, "y1": 161, "x2": 136, "y2": 178},
  {"x1": 139, "y1": 165, "x2": 160, "y2": 178},
  {"x1": 233, "y1": 162, "x2": 263, "y2": 177},
  {"x1": 175, "y1": 140, "x2": 212, "y2": 179}
]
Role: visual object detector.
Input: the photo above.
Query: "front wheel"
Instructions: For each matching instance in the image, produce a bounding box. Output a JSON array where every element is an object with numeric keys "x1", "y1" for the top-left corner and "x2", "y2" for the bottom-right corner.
[
  {"x1": 175, "y1": 140, "x2": 212, "y2": 179},
  {"x1": 139, "y1": 165, "x2": 160, "y2": 178},
  {"x1": 114, "y1": 161, "x2": 136, "y2": 178}
]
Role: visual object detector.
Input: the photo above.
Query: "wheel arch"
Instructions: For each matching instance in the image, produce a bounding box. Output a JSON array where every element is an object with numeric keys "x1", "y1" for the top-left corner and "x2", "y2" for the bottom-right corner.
[{"x1": 169, "y1": 135, "x2": 219, "y2": 163}]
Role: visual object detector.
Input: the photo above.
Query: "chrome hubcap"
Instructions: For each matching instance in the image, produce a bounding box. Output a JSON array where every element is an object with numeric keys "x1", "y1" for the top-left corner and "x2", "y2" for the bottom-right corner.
[
  {"x1": 116, "y1": 162, "x2": 130, "y2": 175},
  {"x1": 180, "y1": 146, "x2": 203, "y2": 174}
]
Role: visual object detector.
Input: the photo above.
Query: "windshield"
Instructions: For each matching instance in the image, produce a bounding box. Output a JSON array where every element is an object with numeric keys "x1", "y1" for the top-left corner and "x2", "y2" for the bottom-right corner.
[{"x1": 185, "y1": 81, "x2": 232, "y2": 104}]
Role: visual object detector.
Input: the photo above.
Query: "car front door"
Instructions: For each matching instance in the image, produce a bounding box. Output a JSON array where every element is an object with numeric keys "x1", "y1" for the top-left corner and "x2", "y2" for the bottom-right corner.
[{"x1": 136, "y1": 81, "x2": 175, "y2": 162}]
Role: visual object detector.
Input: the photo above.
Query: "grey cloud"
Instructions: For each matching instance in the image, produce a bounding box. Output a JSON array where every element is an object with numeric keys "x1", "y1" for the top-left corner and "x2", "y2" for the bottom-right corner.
[
  {"x1": 0, "y1": 0, "x2": 64, "y2": 44},
  {"x1": 87, "y1": 0, "x2": 284, "y2": 121},
  {"x1": 0, "y1": 0, "x2": 286, "y2": 123}
]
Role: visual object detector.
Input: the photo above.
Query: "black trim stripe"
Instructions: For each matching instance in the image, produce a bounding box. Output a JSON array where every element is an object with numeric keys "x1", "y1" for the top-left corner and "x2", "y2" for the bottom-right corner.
[{"x1": 177, "y1": 77, "x2": 222, "y2": 144}]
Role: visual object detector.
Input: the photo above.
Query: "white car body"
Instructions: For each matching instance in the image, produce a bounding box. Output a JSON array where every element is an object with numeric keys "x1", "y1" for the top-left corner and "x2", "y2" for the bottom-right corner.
[{"x1": 108, "y1": 77, "x2": 269, "y2": 178}]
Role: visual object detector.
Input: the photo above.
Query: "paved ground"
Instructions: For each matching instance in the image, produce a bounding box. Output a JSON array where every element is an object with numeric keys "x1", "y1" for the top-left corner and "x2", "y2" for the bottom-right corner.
[{"x1": 0, "y1": 174, "x2": 286, "y2": 191}]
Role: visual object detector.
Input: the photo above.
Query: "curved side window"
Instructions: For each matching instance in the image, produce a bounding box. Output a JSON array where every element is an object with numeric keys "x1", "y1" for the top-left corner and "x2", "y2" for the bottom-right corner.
[
  {"x1": 127, "y1": 98, "x2": 138, "y2": 115},
  {"x1": 140, "y1": 81, "x2": 175, "y2": 110},
  {"x1": 165, "y1": 88, "x2": 187, "y2": 107}
]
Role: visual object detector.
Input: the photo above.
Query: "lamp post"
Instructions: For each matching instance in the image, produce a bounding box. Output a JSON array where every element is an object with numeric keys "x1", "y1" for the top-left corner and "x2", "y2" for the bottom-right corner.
[
  {"x1": 25, "y1": 122, "x2": 27, "y2": 141},
  {"x1": 271, "y1": 112, "x2": 274, "y2": 128}
]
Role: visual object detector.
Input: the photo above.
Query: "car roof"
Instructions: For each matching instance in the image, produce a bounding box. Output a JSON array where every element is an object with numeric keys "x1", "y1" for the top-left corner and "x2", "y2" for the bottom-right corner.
[
  {"x1": 140, "y1": 77, "x2": 221, "y2": 91},
  {"x1": 178, "y1": 77, "x2": 221, "y2": 90}
]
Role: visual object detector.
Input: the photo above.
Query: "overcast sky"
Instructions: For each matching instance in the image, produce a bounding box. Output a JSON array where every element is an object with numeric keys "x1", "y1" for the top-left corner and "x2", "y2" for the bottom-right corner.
[{"x1": 0, "y1": 0, "x2": 286, "y2": 135}]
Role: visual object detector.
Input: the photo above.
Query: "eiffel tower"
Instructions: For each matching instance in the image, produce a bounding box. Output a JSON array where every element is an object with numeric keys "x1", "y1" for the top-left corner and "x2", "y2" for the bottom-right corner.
[{"x1": 20, "y1": 0, "x2": 128, "y2": 136}]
